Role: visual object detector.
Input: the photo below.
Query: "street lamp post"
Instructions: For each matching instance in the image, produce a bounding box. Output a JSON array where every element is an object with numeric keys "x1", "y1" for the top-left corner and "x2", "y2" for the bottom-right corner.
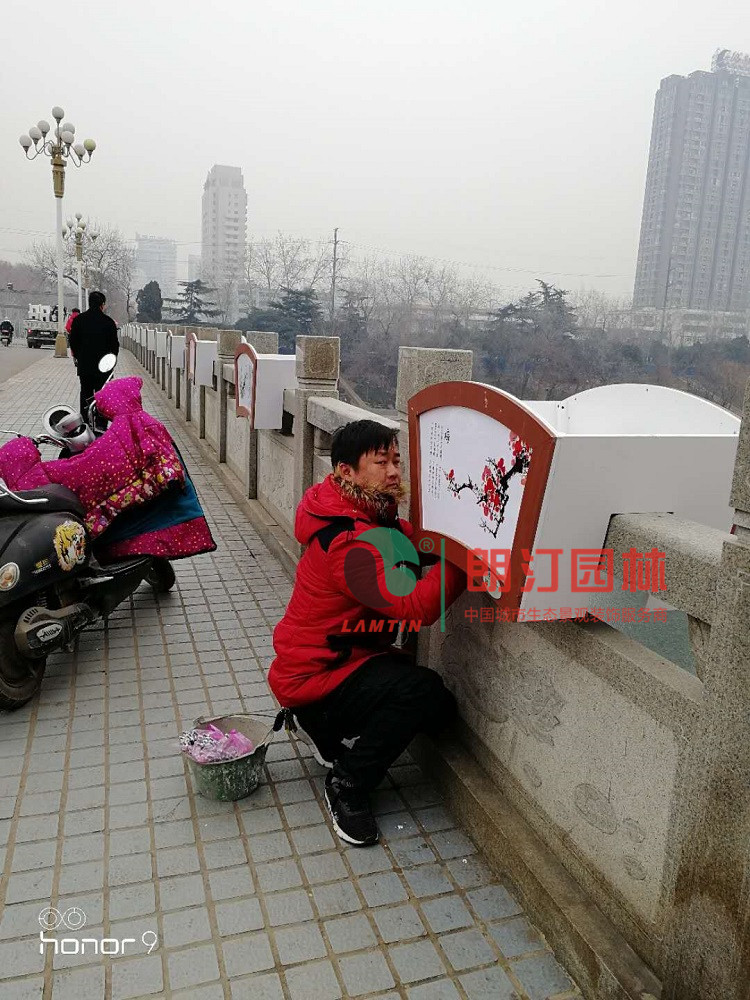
[
  {"x1": 19, "y1": 107, "x2": 96, "y2": 357},
  {"x1": 62, "y1": 214, "x2": 99, "y2": 312}
]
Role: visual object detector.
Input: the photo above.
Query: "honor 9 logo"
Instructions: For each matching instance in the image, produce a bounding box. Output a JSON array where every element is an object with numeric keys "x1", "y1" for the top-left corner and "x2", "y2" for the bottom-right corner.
[{"x1": 38, "y1": 906, "x2": 158, "y2": 956}]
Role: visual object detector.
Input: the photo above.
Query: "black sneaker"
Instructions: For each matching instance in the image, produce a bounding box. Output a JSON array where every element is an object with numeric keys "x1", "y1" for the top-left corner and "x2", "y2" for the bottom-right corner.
[{"x1": 324, "y1": 769, "x2": 379, "y2": 846}]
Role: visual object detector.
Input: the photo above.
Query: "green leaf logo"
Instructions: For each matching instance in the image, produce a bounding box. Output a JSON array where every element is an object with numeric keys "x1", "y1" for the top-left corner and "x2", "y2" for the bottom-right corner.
[{"x1": 357, "y1": 528, "x2": 420, "y2": 597}]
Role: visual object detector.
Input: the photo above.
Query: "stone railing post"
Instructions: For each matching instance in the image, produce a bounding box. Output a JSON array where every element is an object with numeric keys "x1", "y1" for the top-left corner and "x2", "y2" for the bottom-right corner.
[
  {"x1": 293, "y1": 337, "x2": 340, "y2": 521},
  {"x1": 167, "y1": 328, "x2": 176, "y2": 401},
  {"x1": 184, "y1": 328, "x2": 194, "y2": 423},
  {"x1": 245, "y1": 330, "x2": 279, "y2": 355},
  {"x1": 243, "y1": 332, "x2": 279, "y2": 497},
  {"x1": 175, "y1": 327, "x2": 183, "y2": 410},
  {"x1": 662, "y1": 377, "x2": 750, "y2": 1000},
  {"x1": 395, "y1": 347, "x2": 473, "y2": 507},
  {"x1": 217, "y1": 329, "x2": 242, "y2": 463}
]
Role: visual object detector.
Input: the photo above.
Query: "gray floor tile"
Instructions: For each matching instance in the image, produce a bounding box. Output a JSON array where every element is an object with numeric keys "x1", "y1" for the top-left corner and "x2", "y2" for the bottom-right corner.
[
  {"x1": 285, "y1": 960, "x2": 342, "y2": 1000},
  {"x1": 389, "y1": 938, "x2": 446, "y2": 983},
  {"x1": 511, "y1": 951, "x2": 575, "y2": 999},
  {"x1": 324, "y1": 913, "x2": 378, "y2": 953},
  {"x1": 339, "y1": 951, "x2": 396, "y2": 996},
  {"x1": 439, "y1": 928, "x2": 497, "y2": 972}
]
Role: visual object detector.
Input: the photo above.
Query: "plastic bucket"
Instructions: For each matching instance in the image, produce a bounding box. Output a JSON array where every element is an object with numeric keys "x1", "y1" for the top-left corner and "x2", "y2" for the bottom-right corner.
[{"x1": 185, "y1": 714, "x2": 273, "y2": 801}]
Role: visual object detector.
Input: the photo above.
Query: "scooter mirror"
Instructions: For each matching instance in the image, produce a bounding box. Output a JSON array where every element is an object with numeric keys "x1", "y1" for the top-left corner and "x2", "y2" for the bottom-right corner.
[
  {"x1": 42, "y1": 404, "x2": 77, "y2": 441},
  {"x1": 98, "y1": 353, "x2": 117, "y2": 374}
]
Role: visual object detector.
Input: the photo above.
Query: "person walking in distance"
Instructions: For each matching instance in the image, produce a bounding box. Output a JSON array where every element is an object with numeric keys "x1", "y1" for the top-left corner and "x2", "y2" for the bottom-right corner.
[
  {"x1": 68, "y1": 292, "x2": 119, "y2": 415},
  {"x1": 269, "y1": 420, "x2": 466, "y2": 846},
  {"x1": 65, "y1": 307, "x2": 80, "y2": 336}
]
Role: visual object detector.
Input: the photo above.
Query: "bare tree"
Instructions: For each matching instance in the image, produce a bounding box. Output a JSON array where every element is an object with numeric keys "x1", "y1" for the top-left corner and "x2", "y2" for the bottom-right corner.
[
  {"x1": 245, "y1": 232, "x2": 331, "y2": 293},
  {"x1": 339, "y1": 255, "x2": 380, "y2": 331},
  {"x1": 450, "y1": 276, "x2": 498, "y2": 330},
  {"x1": 569, "y1": 288, "x2": 630, "y2": 334},
  {"x1": 392, "y1": 255, "x2": 433, "y2": 320},
  {"x1": 26, "y1": 223, "x2": 135, "y2": 303},
  {"x1": 213, "y1": 276, "x2": 239, "y2": 326}
]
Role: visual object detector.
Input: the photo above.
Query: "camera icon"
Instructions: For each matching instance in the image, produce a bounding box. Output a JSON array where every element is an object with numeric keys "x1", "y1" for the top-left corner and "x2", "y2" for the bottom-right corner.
[
  {"x1": 38, "y1": 907, "x2": 63, "y2": 931},
  {"x1": 62, "y1": 907, "x2": 86, "y2": 931},
  {"x1": 38, "y1": 906, "x2": 87, "y2": 931}
]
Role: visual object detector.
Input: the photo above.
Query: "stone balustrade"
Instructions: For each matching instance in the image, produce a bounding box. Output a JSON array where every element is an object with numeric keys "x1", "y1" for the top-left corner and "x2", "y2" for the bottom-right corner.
[{"x1": 121, "y1": 321, "x2": 750, "y2": 1000}]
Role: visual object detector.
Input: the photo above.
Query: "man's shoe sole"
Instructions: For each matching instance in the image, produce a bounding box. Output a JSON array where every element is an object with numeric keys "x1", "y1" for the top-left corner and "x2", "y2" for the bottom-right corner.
[{"x1": 324, "y1": 789, "x2": 379, "y2": 847}]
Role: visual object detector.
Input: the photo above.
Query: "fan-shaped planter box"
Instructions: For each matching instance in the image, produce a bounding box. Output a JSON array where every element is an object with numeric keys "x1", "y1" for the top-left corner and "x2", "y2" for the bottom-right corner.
[
  {"x1": 409, "y1": 382, "x2": 740, "y2": 618},
  {"x1": 234, "y1": 342, "x2": 296, "y2": 429},
  {"x1": 185, "y1": 331, "x2": 218, "y2": 388}
]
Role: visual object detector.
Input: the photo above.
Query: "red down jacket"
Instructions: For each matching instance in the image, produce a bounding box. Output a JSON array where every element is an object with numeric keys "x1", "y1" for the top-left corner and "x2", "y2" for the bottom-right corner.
[{"x1": 268, "y1": 474, "x2": 465, "y2": 708}]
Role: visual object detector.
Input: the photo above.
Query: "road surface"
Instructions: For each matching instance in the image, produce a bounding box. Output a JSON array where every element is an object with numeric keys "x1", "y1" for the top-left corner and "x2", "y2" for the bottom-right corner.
[{"x1": 0, "y1": 341, "x2": 52, "y2": 382}]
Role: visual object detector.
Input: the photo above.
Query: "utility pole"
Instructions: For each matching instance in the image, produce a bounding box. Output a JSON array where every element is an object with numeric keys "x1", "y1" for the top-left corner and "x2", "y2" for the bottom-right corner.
[{"x1": 330, "y1": 227, "x2": 338, "y2": 336}]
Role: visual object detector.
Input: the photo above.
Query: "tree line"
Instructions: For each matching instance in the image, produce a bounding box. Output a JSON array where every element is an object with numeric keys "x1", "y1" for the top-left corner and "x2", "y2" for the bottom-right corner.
[{"x1": 15, "y1": 226, "x2": 750, "y2": 414}]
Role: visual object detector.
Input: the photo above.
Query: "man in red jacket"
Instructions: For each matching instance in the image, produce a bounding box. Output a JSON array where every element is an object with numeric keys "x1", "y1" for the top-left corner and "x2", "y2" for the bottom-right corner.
[{"x1": 269, "y1": 419, "x2": 465, "y2": 846}]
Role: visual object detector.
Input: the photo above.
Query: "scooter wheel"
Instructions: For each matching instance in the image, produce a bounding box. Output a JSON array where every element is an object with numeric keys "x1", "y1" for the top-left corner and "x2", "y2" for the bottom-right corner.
[
  {"x1": 0, "y1": 612, "x2": 47, "y2": 711},
  {"x1": 145, "y1": 558, "x2": 176, "y2": 594}
]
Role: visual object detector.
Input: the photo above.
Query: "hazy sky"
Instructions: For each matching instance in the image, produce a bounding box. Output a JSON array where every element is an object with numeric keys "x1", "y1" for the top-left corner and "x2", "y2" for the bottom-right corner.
[{"x1": 1, "y1": 0, "x2": 749, "y2": 299}]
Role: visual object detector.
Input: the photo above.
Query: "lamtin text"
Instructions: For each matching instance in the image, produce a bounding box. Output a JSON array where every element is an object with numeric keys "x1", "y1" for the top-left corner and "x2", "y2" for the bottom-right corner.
[{"x1": 340, "y1": 618, "x2": 422, "y2": 633}]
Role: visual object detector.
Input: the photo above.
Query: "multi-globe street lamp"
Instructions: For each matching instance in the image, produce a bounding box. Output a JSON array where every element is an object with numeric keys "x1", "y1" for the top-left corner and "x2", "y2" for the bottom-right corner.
[
  {"x1": 19, "y1": 107, "x2": 96, "y2": 355},
  {"x1": 62, "y1": 214, "x2": 99, "y2": 312}
]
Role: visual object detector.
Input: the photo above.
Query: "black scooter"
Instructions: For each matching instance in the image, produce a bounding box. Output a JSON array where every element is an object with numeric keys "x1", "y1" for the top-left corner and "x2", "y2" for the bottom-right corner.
[{"x1": 0, "y1": 356, "x2": 175, "y2": 710}]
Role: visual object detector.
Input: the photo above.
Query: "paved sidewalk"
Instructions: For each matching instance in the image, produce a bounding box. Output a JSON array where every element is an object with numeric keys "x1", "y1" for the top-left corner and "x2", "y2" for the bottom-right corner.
[{"x1": 0, "y1": 354, "x2": 580, "y2": 1000}]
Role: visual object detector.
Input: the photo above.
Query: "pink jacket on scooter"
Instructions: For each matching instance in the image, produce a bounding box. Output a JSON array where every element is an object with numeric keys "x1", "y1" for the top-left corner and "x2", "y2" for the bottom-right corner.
[{"x1": 0, "y1": 377, "x2": 215, "y2": 559}]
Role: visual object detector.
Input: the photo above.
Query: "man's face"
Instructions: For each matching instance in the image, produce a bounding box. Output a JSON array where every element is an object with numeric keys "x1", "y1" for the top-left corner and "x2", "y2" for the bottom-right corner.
[{"x1": 341, "y1": 443, "x2": 402, "y2": 494}]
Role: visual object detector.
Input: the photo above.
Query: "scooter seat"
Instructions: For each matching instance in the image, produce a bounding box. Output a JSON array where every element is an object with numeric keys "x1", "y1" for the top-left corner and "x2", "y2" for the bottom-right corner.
[{"x1": 0, "y1": 483, "x2": 85, "y2": 518}]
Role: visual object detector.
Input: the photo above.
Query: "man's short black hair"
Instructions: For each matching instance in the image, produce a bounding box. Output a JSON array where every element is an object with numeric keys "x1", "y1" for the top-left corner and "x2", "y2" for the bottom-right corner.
[
  {"x1": 89, "y1": 291, "x2": 106, "y2": 310},
  {"x1": 331, "y1": 420, "x2": 399, "y2": 470}
]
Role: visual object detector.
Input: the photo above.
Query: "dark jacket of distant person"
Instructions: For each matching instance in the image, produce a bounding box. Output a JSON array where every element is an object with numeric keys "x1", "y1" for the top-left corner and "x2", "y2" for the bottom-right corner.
[{"x1": 68, "y1": 292, "x2": 119, "y2": 378}]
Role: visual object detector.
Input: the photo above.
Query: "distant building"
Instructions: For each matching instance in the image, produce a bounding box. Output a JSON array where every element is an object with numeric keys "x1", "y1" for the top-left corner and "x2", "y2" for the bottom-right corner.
[
  {"x1": 630, "y1": 306, "x2": 748, "y2": 346},
  {"x1": 633, "y1": 50, "x2": 750, "y2": 339},
  {"x1": 0, "y1": 285, "x2": 78, "y2": 333},
  {"x1": 135, "y1": 235, "x2": 177, "y2": 299},
  {"x1": 187, "y1": 254, "x2": 202, "y2": 282},
  {"x1": 201, "y1": 165, "x2": 248, "y2": 323}
]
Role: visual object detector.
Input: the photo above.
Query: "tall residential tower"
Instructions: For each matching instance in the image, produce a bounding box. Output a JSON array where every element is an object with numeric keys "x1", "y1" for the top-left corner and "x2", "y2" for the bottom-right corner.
[
  {"x1": 633, "y1": 50, "x2": 750, "y2": 335},
  {"x1": 200, "y1": 165, "x2": 247, "y2": 311}
]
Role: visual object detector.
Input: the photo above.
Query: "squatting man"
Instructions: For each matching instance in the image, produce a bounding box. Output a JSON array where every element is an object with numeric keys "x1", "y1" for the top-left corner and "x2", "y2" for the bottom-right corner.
[{"x1": 269, "y1": 420, "x2": 466, "y2": 846}]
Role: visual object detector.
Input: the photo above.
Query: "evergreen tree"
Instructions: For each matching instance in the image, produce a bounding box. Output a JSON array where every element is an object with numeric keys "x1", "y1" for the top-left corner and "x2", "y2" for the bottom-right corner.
[
  {"x1": 239, "y1": 286, "x2": 321, "y2": 352},
  {"x1": 164, "y1": 280, "x2": 220, "y2": 325},
  {"x1": 136, "y1": 280, "x2": 163, "y2": 322}
]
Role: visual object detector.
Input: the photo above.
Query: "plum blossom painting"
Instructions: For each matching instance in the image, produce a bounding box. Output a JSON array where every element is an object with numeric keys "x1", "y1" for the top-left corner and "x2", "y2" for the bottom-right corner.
[
  {"x1": 418, "y1": 405, "x2": 532, "y2": 554},
  {"x1": 445, "y1": 430, "x2": 532, "y2": 538}
]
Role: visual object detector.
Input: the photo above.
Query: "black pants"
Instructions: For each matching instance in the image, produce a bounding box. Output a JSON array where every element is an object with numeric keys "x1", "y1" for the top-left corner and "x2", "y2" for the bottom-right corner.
[
  {"x1": 78, "y1": 371, "x2": 107, "y2": 418},
  {"x1": 294, "y1": 655, "x2": 456, "y2": 792}
]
